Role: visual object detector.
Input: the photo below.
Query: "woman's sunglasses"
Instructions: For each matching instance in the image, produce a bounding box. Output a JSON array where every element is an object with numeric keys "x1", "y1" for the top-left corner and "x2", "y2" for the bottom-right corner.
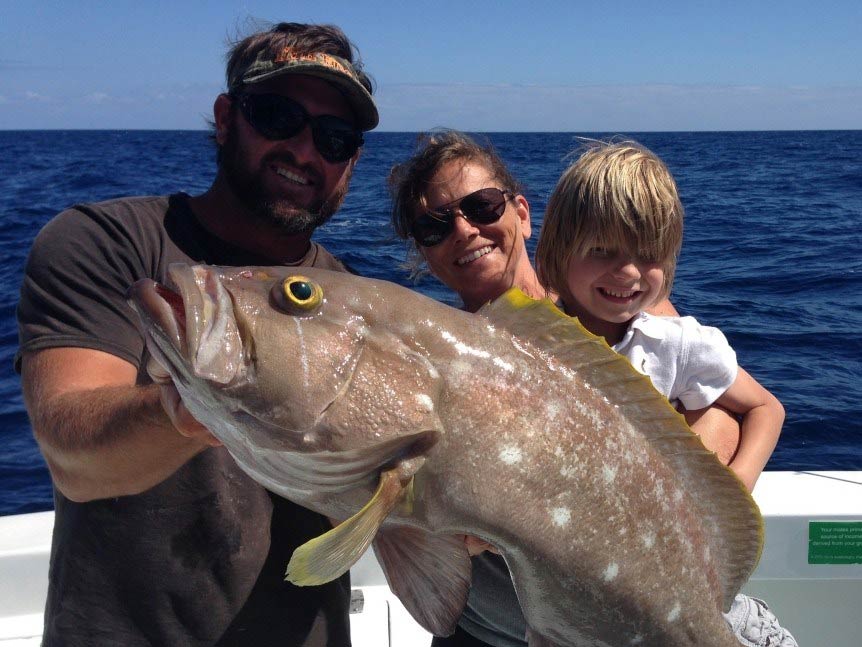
[
  {"x1": 234, "y1": 93, "x2": 364, "y2": 164},
  {"x1": 410, "y1": 188, "x2": 514, "y2": 247}
]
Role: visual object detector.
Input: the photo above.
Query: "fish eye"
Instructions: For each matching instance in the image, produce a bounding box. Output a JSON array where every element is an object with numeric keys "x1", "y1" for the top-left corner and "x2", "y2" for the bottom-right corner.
[{"x1": 272, "y1": 276, "x2": 323, "y2": 314}]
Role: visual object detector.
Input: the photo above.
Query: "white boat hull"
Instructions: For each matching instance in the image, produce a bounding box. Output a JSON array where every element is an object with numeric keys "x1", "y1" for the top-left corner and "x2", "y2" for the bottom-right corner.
[{"x1": 2, "y1": 471, "x2": 861, "y2": 646}]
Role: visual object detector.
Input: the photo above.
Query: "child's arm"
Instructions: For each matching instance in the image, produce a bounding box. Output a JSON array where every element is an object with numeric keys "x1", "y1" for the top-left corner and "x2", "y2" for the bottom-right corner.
[{"x1": 710, "y1": 369, "x2": 784, "y2": 492}]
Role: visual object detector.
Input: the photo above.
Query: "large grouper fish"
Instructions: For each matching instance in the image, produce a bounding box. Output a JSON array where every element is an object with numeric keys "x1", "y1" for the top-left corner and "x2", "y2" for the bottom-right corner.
[{"x1": 128, "y1": 263, "x2": 763, "y2": 647}]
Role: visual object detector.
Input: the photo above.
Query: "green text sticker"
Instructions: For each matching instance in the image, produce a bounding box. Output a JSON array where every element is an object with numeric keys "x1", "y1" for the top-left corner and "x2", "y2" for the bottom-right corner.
[{"x1": 808, "y1": 521, "x2": 862, "y2": 564}]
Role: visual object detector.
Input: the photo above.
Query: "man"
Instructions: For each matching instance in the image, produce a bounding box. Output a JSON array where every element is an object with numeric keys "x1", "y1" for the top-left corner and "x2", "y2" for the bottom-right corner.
[{"x1": 16, "y1": 22, "x2": 377, "y2": 646}]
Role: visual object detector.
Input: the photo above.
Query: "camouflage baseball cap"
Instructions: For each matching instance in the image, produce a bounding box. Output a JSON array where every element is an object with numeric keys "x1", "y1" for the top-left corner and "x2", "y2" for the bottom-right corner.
[{"x1": 230, "y1": 46, "x2": 379, "y2": 131}]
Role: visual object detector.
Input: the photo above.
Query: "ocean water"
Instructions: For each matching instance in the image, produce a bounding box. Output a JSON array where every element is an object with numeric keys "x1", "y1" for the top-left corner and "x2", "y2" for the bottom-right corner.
[{"x1": 1, "y1": 130, "x2": 860, "y2": 515}]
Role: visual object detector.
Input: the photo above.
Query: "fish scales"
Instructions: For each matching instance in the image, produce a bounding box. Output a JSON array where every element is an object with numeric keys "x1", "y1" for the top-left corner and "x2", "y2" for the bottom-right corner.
[{"x1": 128, "y1": 264, "x2": 762, "y2": 647}]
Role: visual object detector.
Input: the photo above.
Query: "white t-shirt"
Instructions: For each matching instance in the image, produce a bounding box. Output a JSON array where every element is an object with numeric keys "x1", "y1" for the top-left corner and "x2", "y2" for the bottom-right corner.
[{"x1": 612, "y1": 312, "x2": 738, "y2": 410}]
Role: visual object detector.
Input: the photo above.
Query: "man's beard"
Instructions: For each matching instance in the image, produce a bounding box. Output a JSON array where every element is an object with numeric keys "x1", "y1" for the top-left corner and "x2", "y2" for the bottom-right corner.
[{"x1": 220, "y1": 128, "x2": 350, "y2": 236}]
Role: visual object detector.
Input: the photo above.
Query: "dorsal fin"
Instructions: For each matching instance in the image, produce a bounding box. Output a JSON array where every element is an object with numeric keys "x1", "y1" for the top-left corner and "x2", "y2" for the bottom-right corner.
[{"x1": 479, "y1": 288, "x2": 763, "y2": 609}]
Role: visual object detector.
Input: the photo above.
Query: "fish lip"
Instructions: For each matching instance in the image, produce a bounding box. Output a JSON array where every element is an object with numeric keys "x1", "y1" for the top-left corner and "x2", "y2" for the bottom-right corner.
[
  {"x1": 126, "y1": 264, "x2": 207, "y2": 360},
  {"x1": 127, "y1": 264, "x2": 245, "y2": 385},
  {"x1": 126, "y1": 277, "x2": 187, "y2": 359},
  {"x1": 167, "y1": 263, "x2": 206, "y2": 357}
]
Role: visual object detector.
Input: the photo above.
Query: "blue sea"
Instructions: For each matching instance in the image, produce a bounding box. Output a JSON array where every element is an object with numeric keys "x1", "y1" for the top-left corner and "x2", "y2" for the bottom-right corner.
[{"x1": 1, "y1": 130, "x2": 860, "y2": 515}]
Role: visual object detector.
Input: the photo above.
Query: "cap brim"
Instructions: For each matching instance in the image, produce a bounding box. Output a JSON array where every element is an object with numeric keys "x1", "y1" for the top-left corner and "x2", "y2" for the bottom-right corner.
[{"x1": 241, "y1": 62, "x2": 378, "y2": 131}]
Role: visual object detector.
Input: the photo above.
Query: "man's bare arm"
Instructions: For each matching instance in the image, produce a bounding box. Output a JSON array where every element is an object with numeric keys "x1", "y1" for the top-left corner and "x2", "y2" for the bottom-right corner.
[{"x1": 22, "y1": 347, "x2": 216, "y2": 502}]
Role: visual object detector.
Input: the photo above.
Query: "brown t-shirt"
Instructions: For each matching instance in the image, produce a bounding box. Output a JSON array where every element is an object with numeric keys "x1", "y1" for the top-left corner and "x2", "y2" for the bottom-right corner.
[{"x1": 16, "y1": 194, "x2": 352, "y2": 646}]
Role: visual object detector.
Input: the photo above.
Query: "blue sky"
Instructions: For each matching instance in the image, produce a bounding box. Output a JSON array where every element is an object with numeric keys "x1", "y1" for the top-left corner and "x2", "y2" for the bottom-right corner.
[{"x1": 1, "y1": 1, "x2": 860, "y2": 131}]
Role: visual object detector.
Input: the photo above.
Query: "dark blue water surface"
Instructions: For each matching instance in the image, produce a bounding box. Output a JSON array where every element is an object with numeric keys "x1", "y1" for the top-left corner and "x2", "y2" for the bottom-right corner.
[{"x1": 1, "y1": 130, "x2": 860, "y2": 514}]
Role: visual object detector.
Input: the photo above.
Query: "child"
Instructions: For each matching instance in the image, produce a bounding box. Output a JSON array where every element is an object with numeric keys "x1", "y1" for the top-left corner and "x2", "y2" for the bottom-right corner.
[{"x1": 535, "y1": 140, "x2": 796, "y2": 645}]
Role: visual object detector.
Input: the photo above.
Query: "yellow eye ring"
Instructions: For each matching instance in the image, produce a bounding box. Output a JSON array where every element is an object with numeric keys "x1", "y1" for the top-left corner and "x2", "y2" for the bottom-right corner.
[{"x1": 274, "y1": 276, "x2": 323, "y2": 314}]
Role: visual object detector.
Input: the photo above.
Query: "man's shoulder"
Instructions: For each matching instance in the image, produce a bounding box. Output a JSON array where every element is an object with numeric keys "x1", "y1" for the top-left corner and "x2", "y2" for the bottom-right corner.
[
  {"x1": 45, "y1": 194, "x2": 165, "y2": 229},
  {"x1": 63, "y1": 194, "x2": 178, "y2": 221},
  {"x1": 38, "y1": 193, "x2": 187, "y2": 246}
]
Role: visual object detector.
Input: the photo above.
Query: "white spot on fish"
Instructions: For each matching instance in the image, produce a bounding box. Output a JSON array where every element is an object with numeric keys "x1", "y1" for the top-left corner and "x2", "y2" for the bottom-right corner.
[
  {"x1": 550, "y1": 507, "x2": 571, "y2": 527},
  {"x1": 641, "y1": 531, "x2": 656, "y2": 549},
  {"x1": 499, "y1": 445, "x2": 522, "y2": 465},
  {"x1": 492, "y1": 356, "x2": 514, "y2": 372},
  {"x1": 441, "y1": 331, "x2": 491, "y2": 359},
  {"x1": 511, "y1": 338, "x2": 536, "y2": 359},
  {"x1": 414, "y1": 394, "x2": 434, "y2": 412},
  {"x1": 602, "y1": 464, "x2": 617, "y2": 483},
  {"x1": 560, "y1": 465, "x2": 578, "y2": 478},
  {"x1": 450, "y1": 360, "x2": 473, "y2": 381},
  {"x1": 602, "y1": 562, "x2": 619, "y2": 582},
  {"x1": 293, "y1": 319, "x2": 310, "y2": 389},
  {"x1": 667, "y1": 602, "x2": 681, "y2": 622}
]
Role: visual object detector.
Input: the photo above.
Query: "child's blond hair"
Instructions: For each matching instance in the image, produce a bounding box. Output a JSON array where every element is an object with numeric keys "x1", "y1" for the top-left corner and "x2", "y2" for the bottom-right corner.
[{"x1": 536, "y1": 140, "x2": 684, "y2": 302}]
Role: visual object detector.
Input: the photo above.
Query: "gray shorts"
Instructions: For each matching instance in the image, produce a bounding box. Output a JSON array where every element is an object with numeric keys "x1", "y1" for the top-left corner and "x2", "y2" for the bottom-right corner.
[{"x1": 723, "y1": 594, "x2": 799, "y2": 646}]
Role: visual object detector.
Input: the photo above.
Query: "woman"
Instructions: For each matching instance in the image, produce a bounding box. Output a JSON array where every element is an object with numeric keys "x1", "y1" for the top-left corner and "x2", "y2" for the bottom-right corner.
[
  {"x1": 389, "y1": 131, "x2": 549, "y2": 313},
  {"x1": 388, "y1": 131, "x2": 744, "y2": 647}
]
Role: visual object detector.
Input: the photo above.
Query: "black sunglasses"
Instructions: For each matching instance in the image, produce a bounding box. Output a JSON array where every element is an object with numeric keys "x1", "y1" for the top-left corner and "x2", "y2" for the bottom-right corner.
[
  {"x1": 234, "y1": 93, "x2": 364, "y2": 163},
  {"x1": 410, "y1": 187, "x2": 514, "y2": 247}
]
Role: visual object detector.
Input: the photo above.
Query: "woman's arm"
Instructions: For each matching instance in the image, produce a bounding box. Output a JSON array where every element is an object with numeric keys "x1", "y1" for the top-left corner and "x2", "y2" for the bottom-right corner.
[{"x1": 681, "y1": 403, "x2": 741, "y2": 466}]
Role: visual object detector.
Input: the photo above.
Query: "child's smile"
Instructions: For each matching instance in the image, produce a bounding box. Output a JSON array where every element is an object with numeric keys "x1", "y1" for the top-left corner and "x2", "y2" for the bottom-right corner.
[
  {"x1": 597, "y1": 286, "x2": 643, "y2": 301},
  {"x1": 564, "y1": 249, "x2": 666, "y2": 344}
]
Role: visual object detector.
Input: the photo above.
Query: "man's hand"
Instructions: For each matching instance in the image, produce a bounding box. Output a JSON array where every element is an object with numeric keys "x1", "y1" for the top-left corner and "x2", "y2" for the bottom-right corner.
[{"x1": 147, "y1": 357, "x2": 222, "y2": 446}]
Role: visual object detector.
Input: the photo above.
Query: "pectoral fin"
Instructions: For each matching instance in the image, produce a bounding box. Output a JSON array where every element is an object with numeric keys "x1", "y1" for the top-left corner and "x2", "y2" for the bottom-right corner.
[
  {"x1": 285, "y1": 464, "x2": 416, "y2": 586},
  {"x1": 373, "y1": 527, "x2": 471, "y2": 636}
]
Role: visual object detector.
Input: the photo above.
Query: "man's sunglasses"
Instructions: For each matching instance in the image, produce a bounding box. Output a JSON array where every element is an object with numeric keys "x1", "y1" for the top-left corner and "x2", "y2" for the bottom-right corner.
[
  {"x1": 234, "y1": 93, "x2": 363, "y2": 163},
  {"x1": 410, "y1": 187, "x2": 514, "y2": 247}
]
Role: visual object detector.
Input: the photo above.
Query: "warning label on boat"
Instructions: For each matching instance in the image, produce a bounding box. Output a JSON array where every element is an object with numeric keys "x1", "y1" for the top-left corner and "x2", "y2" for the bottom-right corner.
[{"x1": 808, "y1": 521, "x2": 862, "y2": 564}]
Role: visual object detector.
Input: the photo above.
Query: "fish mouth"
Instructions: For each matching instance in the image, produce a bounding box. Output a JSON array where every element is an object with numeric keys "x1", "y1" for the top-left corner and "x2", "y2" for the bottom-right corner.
[{"x1": 127, "y1": 264, "x2": 245, "y2": 385}]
